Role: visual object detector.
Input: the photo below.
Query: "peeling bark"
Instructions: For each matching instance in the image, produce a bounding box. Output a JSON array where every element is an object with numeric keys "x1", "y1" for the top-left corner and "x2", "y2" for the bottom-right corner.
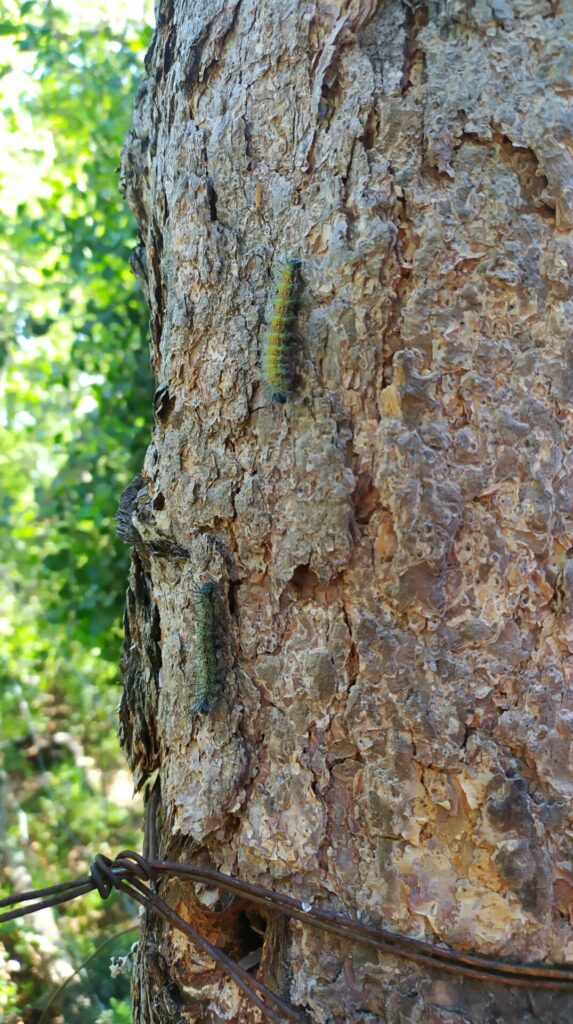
[{"x1": 120, "y1": 1, "x2": 573, "y2": 1021}]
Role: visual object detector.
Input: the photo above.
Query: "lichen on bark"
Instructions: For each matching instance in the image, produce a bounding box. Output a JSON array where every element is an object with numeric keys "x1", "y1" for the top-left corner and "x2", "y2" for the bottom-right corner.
[{"x1": 120, "y1": 1, "x2": 573, "y2": 1021}]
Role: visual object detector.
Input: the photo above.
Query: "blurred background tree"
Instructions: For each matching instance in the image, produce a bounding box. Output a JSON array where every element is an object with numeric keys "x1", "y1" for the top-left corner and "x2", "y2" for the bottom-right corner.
[{"x1": 0, "y1": 1, "x2": 153, "y2": 1020}]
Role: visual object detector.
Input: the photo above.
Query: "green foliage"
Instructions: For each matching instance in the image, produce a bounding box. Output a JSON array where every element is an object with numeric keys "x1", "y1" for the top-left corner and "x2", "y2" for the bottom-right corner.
[
  {"x1": 95, "y1": 996, "x2": 134, "y2": 1024},
  {"x1": 0, "y1": 1, "x2": 154, "y2": 1020}
]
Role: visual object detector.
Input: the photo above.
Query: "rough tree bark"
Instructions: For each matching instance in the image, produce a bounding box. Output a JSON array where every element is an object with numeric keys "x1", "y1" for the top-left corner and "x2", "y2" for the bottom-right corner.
[{"x1": 119, "y1": 1, "x2": 573, "y2": 1021}]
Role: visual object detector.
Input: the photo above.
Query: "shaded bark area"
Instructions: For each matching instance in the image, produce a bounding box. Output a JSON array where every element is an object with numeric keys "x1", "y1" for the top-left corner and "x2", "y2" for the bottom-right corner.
[{"x1": 120, "y1": 1, "x2": 573, "y2": 1021}]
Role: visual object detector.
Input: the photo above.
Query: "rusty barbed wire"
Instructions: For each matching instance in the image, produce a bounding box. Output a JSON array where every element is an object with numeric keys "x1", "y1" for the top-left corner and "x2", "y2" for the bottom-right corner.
[{"x1": 2, "y1": 849, "x2": 573, "y2": 1023}]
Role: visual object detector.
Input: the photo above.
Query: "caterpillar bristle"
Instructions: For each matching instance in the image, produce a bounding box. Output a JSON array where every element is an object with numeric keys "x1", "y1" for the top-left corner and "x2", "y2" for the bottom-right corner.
[
  {"x1": 192, "y1": 580, "x2": 219, "y2": 715},
  {"x1": 193, "y1": 694, "x2": 216, "y2": 715},
  {"x1": 261, "y1": 257, "x2": 300, "y2": 403}
]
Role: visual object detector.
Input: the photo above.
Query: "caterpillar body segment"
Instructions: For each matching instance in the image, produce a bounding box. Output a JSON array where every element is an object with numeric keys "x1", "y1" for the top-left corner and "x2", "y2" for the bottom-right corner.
[
  {"x1": 261, "y1": 257, "x2": 301, "y2": 403},
  {"x1": 192, "y1": 580, "x2": 219, "y2": 715}
]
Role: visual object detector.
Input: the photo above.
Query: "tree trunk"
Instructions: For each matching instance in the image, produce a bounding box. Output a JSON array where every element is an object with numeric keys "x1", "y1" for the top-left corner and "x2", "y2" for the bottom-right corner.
[{"x1": 119, "y1": 1, "x2": 573, "y2": 1021}]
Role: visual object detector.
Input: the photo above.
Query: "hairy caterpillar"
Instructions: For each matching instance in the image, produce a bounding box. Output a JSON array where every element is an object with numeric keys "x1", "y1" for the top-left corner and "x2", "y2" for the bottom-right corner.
[
  {"x1": 193, "y1": 581, "x2": 219, "y2": 715},
  {"x1": 261, "y1": 257, "x2": 301, "y2": 402}
]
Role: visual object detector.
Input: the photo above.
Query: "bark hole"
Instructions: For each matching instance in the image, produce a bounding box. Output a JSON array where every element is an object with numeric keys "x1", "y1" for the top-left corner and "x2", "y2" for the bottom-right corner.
[
  {"x1": 207, "y1": 180, "x2": 218, "y2": 222},
  {"x1": 352, "y1": 473, "x2": 380, "y2": 524},
  {"x1": 290, "y1": 566, "x2": 320, "y2": 596},
  {"x1": 239, "y1": 907, "x2": 266, "y2": 961}
]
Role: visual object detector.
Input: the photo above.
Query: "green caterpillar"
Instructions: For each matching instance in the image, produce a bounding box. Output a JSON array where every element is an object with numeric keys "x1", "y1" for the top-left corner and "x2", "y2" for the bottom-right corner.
[
  {"x1": 193, "y1": 581, "x2": 219, "y2": 715},
  {"x1": 261, "y1": 257, "x2": 301, "y2": 402}
]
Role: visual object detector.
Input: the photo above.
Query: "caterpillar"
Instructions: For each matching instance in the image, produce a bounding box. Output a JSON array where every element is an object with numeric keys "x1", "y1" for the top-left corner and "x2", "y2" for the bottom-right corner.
[
  {"x1": 261, "y1": 257, "x2": 301, "y2": 402},
  {"x1": 192, "y1": 581, "x2": 219, "y2": 715}
]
